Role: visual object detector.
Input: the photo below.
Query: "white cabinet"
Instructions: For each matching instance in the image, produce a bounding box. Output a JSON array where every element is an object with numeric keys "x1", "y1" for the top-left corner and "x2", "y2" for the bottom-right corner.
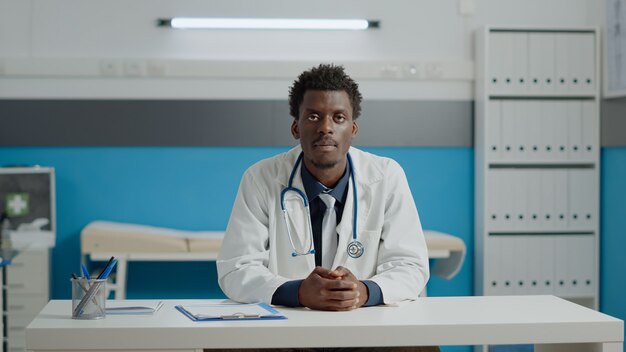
[
  {"x1": 0, "y1": 167, "x2": 55, "y2": 352},
  {"x1": 3, "y1": 250, "x2": 50, "y2": 352},
  {"x1": 475, "y1": 27, "x2": 600, "y2": 315}
]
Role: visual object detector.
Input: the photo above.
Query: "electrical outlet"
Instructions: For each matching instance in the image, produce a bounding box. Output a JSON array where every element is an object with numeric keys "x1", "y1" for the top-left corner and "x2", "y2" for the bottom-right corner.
[
  {"x1": 123, "y1": 60, "x2": 144, "y2": 77},
  {"x1": 380, "y1": 65, "x2": 400, "y2": 79},
  {"x1": 146, "y1": 60, "x2": 166, "y2": 77},
  {"x1": 99, "y1": 60, "x2": 119, "y2": 77},
  {"x1": 425, "y1": 63, "x2": 444, "y2": 79}
]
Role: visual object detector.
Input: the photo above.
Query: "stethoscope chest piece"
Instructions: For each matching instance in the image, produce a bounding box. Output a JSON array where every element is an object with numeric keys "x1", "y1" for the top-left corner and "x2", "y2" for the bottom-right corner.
[{"x1": 347, "y1": 240, "x2": 364, "y2": 258}]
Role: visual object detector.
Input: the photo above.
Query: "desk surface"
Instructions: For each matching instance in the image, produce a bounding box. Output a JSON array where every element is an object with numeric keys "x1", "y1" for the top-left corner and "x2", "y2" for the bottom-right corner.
[{"x1": 26, "y1": 295, "x2": 622, "y2": 351}]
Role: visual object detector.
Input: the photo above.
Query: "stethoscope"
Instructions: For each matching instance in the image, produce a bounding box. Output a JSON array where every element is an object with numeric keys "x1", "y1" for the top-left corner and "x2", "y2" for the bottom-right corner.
[{"x1": 280, "y1": 152, "x2": 364, "y2": 259}]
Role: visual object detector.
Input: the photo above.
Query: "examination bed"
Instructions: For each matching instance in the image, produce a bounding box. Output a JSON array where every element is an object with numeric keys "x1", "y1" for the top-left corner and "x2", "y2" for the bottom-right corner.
[{"x1": 81, "y1": 220, "x2": 465, "y2": 299}]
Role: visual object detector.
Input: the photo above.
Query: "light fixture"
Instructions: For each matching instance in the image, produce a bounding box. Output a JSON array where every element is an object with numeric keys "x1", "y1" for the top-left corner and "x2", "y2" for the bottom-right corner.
[{"x1": 157, "y1": 18, "x2": 380, "y2": 30}]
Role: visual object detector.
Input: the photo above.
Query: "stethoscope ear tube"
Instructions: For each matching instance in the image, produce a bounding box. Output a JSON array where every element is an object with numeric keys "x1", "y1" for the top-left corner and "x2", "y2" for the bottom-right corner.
[
  {"x1": 281, "y1": 151, "x2": 361, "y2": 259},
  {"x1": 282, "y1": 198, "x2": 315, "y2": 257},
  {"x1": 280, "y1": 186, "x2": 308, "y2": 210}
]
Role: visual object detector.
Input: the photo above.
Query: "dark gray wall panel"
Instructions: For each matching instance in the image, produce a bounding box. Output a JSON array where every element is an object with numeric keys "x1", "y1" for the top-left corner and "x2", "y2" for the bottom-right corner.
[
  {"x1": 270, "y1": 101, "x2": 298, "y2": 146},
  {"x1": 1, "y1": 99, "x2": 622, "y2": 146},
  {"x1": 356, "y1": 101, "x2": 473, "y2": 147},
  {"x1": 0, "y1": 99, "x2": 473, "y2": 147},
  {"x1": 266, "y1": 100, "x2": 475, "y2": 147},
  {"x1": 0, "y1": 100, "x2": 276, "y2": 146},
  {"x1": 601, "y1": 98, "x2": 626, "y2": 147}
]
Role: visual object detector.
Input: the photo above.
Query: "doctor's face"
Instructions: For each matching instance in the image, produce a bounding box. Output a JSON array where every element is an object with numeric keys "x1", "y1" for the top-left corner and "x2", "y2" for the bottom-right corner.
[{"x1": 291, "y1": 90, "x2": 358, "y2": 172}]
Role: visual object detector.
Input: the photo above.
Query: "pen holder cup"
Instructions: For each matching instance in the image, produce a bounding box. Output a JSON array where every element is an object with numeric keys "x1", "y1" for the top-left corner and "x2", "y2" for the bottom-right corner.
[{"x1": 71, "y1": 278, "x2": 106, "y2": 320}]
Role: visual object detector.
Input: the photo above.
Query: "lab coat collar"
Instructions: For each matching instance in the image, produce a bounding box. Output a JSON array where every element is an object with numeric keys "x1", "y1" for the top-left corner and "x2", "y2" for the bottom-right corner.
[{"x1": 277, "y1": 146, "x2": 384, "y2": 189}]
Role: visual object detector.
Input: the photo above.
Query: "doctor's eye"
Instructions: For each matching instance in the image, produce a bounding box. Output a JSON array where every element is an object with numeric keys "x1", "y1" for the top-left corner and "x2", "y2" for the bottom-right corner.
[{"x1": 334, "y1": 114, "x2": 347, "y2": 123}]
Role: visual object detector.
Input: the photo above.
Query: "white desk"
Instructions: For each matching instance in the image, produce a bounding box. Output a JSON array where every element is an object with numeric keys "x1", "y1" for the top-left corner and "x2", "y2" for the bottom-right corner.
[{"x1": 26, "y1": 295, "x2": 623, "y2": 352}]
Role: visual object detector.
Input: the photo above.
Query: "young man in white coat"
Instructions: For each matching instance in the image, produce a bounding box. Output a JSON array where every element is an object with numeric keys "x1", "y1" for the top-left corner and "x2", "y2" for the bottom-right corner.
[{"x1": 218, "y1": 64, "x2": 431, "y2": 317}]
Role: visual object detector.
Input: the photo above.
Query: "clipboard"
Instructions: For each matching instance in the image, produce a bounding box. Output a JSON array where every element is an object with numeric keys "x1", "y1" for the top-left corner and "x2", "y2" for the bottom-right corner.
[{"x1": 175, "y1": 303, "x2": 286, "y2": 321}]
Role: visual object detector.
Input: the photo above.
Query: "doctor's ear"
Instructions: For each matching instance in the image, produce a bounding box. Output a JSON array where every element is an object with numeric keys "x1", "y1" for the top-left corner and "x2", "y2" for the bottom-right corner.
[{"x1": 291, "y1": 119, "x2": 300, "y2": 139}]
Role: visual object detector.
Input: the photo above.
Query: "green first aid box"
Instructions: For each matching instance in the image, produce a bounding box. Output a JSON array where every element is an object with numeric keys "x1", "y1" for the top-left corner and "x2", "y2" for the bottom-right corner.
[{"x1": 0, "y1": 167, "x2": 55, "y2": 233}]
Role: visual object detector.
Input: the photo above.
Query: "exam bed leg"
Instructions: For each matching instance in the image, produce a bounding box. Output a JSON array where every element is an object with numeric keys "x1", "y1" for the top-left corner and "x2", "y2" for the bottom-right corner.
[{"x1": 113, "y1": 256, "x2": 128, "y2": 299}]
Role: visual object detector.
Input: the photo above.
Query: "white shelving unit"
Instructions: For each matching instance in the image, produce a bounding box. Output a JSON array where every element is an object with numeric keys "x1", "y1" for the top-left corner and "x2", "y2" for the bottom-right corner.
[
  {"x1": 0, "y1": 167, "x2": 55, "y2": 352},
  {"x1": 3, "y1": 250, "x2": 50, "y2": 352},
  {"x1": 474, "y1": 26, "x2": 600, "y2": 320}
]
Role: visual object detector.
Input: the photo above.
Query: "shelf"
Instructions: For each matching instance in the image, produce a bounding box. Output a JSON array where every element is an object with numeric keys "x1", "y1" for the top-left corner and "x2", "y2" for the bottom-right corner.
[
  {"x1": 488, "y1": 27, "x2": 597, "y2": 34},
  {"x1": 487, "y1": 161, "x2": 595, "y2": 168},
  {"x1": 488, "y1": 93, "x2": 596, "y2": 99},
  {"x1": 488, "y1": 231, "x2": 594, "y2": 236},
  {"x1": 475, "y1": 27, "x2": 600, "y2": 314}
]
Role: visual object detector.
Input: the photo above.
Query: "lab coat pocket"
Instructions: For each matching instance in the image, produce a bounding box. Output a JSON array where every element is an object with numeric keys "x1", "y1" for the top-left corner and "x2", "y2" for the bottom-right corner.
[{"x1": 344, "y1": 230, "x2": 381, "y2": 279}]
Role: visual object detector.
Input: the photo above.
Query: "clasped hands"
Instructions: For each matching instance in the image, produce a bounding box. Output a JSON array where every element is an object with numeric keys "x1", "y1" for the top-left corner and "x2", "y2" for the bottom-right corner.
[{"x1": 298, "y1": 266, "x2": 369, "y2": 311}]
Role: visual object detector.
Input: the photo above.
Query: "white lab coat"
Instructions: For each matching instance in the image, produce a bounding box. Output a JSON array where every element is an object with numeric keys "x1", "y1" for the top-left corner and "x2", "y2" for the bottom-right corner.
[{"x1": 217, "y1": 146, "x2": 429, "y2": 305}]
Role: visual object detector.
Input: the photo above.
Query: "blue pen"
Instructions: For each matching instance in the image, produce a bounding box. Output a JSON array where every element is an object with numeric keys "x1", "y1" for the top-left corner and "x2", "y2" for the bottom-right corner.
[
  {"x1": 100, "y1": 259, "x2": 118, "y2": 279},
  {"x1": 81, "y1": 263, "x2": 91, "y2": 280},
  {"x1": 96, "y1": 256, "x2": 115, "y2": 280}
]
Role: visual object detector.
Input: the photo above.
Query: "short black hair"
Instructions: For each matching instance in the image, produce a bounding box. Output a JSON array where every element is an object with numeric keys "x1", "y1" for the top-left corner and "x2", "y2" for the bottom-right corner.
[{"x1": 288, "y1": 63, "x2": 362, "y2": 119}]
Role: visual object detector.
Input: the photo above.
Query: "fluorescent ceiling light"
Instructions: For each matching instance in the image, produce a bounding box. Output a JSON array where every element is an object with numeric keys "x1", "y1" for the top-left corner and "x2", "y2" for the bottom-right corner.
[{"x1": 158, "y1": 18, "x2": 380, "y2": 30}]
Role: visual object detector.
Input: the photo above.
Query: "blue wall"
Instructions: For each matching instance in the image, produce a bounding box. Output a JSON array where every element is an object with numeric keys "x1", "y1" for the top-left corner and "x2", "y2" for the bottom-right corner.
[
  {"x1": 1, "y1": 146, "x2": 624, "y2": 351},
  {"x1": 600, "y1": 147, "x2": 626, "y2": 323},
  {"x1": 0, "y1": 146, "x2": 473, "y2": 299}
]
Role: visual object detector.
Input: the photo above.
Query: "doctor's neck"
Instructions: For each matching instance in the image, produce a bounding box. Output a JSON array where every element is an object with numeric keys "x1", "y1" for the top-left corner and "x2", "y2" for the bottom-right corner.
[{"x1": 303, "y1": 156, "x2": 347, "y2": 189}]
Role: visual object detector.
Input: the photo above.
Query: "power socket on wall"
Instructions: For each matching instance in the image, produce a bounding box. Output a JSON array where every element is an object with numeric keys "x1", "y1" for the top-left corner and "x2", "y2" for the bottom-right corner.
[
  {"x1": 99, "y1": 60, "x2": 119, "y2": 77},
  {"x1": 425, "y1": 63, "x2": 444, "y2": 78},
  {"x1": 379, "y1": 65, "x2": 401, "y2": 79},
  {"x1": 146, "y1": 60, "x2": 166, "y2": 77},
  {"x1": 123, "y1": 60, "x2": 144, "y2": 77}
]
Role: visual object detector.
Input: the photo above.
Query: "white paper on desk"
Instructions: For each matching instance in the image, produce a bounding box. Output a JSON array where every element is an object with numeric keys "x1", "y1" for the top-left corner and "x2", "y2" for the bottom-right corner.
[
  {"x1": 181, "y1": 303, "x2": 278, "y2": 319},
  {"x1": 106, "y1": 300, "x2": 164, "y2": 314}
]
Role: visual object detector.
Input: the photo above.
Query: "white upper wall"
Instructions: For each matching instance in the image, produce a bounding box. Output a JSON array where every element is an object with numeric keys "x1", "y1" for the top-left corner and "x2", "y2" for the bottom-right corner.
[{"x1": 0, "y1": 0, "x2": 603, "y2": 100}]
